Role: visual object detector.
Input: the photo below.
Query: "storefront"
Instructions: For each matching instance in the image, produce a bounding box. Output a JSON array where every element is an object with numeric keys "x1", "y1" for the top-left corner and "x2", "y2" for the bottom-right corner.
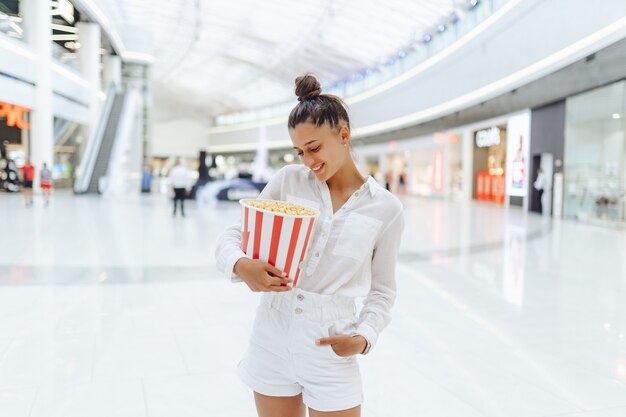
[
  {"x1": 472, "y1": 124, "x2": 507, "y2": 204},
  {"x1": 460, "y1": 111, "x2": 532, "y2": 207},
  {"x1": 563, "y1": 81, "x2": 626, "y2": 225},
  {"x1": 405, "y1": 134, "x2": 463, "y2": 198},
  {"x1": 353, "y1": 112, "x2": 531, "y2": 204},
  {"x1": 0, "y1": 101, "x2": 30, "y2": 192},
  {"x1": 356, "y1": 134, "x2": 465, "y2": 199},
  {"x1": 52, "y1": 117, "x2": 86, "y2": 189}
]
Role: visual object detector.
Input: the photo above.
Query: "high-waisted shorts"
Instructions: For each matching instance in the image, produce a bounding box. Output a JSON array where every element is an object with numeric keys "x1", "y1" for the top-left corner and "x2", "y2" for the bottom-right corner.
[{"x1": 237, "y1": 288, "x2": 363, "y2": 412}]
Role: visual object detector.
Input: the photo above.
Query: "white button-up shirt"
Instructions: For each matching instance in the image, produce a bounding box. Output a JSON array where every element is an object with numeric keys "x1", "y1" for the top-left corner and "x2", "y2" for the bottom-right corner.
[
  {"x1": 169, "y1": 165, "x2": 190, "y2": 189},
  {"x1": 215, "y1": 164, "x2": 404, "y2": 353}
]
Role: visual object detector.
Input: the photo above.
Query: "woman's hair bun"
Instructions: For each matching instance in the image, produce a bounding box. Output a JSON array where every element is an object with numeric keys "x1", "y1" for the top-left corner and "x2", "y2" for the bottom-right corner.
[{"x1": 294, "y1": 74, "x2": 322, "y2": 102}]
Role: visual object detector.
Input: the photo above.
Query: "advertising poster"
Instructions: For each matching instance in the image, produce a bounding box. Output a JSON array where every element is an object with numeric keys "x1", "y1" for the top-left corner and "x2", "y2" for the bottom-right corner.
[{"x1": 506, "y1": 112, "x2": 531, "y2": 197}]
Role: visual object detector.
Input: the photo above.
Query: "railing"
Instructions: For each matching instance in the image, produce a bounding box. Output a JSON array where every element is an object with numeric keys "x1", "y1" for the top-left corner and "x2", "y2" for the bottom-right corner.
[
  {"x1": 1, "y1": 4, "x2": 78, "y2": 70},
  {"x1": 73, "y1": 84, "x2": 115, "y2": 193},
  {"x1": 52, "y1": 41, "x2": 78, "y2": 70},
  {"x1": 215, "y1": 0, "x2": 513, "y2": 127},
  {"x1": 0, "y1": 5, "x2": 23, "y2": 40},
  {"x1": 102, "y1": 88, "x2": 141, "y2": 196}
]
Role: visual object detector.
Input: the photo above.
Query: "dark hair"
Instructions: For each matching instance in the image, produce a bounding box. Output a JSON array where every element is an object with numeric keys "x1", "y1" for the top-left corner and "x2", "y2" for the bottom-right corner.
[{"x1": 288, "y1": 74, "x2": 350, "y2": 131}]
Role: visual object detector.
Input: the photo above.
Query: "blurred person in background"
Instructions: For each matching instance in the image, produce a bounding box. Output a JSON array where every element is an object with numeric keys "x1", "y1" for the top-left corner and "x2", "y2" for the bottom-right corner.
[
  {"x1": 20, "y1": 158, "x2": 35, "y2": 206},
  {"x1": 169, "y1": 158, "x2": 190, "y2": 217},
  {"x1": 141, "y1": 163, "x2": 153, "y2": 193},
  {"x1": 40, "y1": 162, "x2": 52, "y2": 206},
  {"x1": 534, "y1": 168, "x2": 546, "y2": 214}
]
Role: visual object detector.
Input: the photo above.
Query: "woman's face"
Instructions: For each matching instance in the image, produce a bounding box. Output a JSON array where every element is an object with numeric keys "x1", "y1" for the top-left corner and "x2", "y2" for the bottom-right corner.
[{"x1": 290, "y1": 121, "x2": 350, "y2": 182}]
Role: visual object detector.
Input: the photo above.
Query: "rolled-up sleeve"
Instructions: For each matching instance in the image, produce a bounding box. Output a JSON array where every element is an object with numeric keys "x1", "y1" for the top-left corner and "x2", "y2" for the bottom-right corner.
[
  {"x1": 214, "y1": 168, "x2": 286, "y2": 282},
  {"x1": 355, "y1": 207, "x2": 404, "y2": 354}
]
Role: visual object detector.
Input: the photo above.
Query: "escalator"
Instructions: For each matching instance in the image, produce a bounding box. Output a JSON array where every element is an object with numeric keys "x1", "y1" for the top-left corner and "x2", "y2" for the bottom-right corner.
[
  {"x1": 85, "y1": 93, "x2": 125, "y2": 193},
  {"x1": 74, "y1": 88, "x2": 127, "y2": 194}
]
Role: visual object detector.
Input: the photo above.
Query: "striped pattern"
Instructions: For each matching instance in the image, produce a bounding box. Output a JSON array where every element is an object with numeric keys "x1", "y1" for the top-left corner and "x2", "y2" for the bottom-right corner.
[{"x1": 240, "y1": 203, "x2": 317, "y2": 286}]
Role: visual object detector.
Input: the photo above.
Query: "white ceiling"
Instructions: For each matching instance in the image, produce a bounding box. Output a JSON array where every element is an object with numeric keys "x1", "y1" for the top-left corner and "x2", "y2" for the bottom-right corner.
[{"x1": 95, "y1": 0, "x2": 466, "y2": 118}]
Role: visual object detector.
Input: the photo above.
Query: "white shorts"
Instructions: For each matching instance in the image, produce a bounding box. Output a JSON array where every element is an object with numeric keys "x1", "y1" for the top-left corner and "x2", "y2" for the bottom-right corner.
[{"x1": 237, "y1": 288, "x2": 363, "y2": 412}]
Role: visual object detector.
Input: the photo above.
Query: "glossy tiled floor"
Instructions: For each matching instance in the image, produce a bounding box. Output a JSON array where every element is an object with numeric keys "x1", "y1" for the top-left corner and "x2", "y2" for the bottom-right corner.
[{"x1": 0, "y1": 191, "x2": 625, "y2": 417}]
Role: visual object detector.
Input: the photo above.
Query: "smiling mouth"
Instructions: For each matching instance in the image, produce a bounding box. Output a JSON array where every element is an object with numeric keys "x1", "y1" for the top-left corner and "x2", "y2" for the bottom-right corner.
[{"x1": 311, "y1": 163, "x2": 324, "y2": 173}]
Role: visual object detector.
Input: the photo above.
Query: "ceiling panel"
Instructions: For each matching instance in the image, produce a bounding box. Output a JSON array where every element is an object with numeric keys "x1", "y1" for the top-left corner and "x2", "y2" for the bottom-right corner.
[{"x1": 94, "y1": 0, "x2": 466, "y2": 118}]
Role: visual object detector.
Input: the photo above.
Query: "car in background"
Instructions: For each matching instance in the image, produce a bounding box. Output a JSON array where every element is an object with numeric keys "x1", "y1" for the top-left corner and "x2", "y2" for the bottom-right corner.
[{"x1": 196, "y1": 178, "x2": 267, "y2": 203}]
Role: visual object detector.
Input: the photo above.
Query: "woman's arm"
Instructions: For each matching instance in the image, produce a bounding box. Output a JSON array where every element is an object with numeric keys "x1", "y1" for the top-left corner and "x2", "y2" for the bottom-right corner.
[
  {"x1": 214, "y1": 167, "x2": 286, "y2": 282},
  {"x1": 355, "y1": 207, "x2": 404, "y2": 354}
]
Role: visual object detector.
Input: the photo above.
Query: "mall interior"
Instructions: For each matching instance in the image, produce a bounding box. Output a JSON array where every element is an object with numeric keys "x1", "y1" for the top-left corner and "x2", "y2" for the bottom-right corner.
[{"x1": 1, "y1": 0, "x2": 626, "y2": 416}]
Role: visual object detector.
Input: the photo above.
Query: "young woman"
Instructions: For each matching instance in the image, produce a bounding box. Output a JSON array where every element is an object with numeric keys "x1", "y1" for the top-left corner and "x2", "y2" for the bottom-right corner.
[
  {"x1": 215, "y1": 74, "x2": 404, "y2": 417},
  {"x1": 40, "y1": 162, "x2": 53, "y2": 206}
]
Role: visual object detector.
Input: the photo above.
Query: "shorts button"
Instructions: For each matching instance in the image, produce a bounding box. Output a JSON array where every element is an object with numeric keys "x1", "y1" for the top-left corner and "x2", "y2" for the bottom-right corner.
[
  {"x1": 295, "y1": 307, "x2": 303, "y2": 314},
  {"x1": 297, "y1": 294, "x2": 304, "y2": 301}
]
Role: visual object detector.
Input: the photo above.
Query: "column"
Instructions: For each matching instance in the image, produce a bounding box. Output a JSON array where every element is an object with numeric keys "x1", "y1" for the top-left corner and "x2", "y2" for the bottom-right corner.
[
  {"x1": 103, "y1": 54, "x2": 122, "y2": 93},
  {"x1": 462, "y1": 129, "x2": 473, "y2": 202},
  {"x1": 253, "y1": 125, "x2": 268, "y2": 182},
  {"x1": 21, "y1": 0, "x2": 53, "y2": 191},
  {"x1": 77, "y1": 22, "x2": 101, "y2": 140},
  {"x1": 378, "y1": 154, "x2": 386, "y2": 188},
  {"x1": 443, "y1": 141, "x2": 451, "y2": 198}
]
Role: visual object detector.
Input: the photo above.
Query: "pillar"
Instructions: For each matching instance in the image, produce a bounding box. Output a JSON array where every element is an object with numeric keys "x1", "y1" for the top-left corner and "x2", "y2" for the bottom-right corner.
[
  {"x1": 103, "y1": 54, "x2": 122, "y2": 93},
  {"x1": 21, "y1": 0, "x2": 53, "y2": 190},
  {"x1": 77, "y1": 22, "x2": 101, "y2": 140}
]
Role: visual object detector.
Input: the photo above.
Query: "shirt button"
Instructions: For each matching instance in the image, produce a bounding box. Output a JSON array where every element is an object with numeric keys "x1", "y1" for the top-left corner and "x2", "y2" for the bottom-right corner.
[
  {"x1": 295, "y1": 307, "x2": 303, "y2": 314},
  {"x1": 297, "y1": 294, "x2": 304, "y2": 301},
  {"x1": 315, "y1": 252, "x2": 320, "y2": 257},
  {"x1": 354, "y1": 192, "x2": 360, "y2": 197}
]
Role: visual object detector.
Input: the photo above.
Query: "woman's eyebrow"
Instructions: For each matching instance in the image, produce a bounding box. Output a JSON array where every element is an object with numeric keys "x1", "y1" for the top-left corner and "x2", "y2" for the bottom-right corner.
[{"x1": 293, "y1": 140, "x2": 318, "y2": 149}]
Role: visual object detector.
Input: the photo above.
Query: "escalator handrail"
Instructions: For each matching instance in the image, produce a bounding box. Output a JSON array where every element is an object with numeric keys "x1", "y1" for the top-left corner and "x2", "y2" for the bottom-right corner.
[{"x1": 73, "y1": 84, "x2": 116, "y2": 193}]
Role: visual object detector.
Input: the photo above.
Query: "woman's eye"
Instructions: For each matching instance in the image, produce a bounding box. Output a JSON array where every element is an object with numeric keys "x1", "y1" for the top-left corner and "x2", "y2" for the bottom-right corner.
[
  {"x1": 310, "y1": 146, "x2": 320, "y2": 152},
  {"x1": 297, "y1": 153, "x2": 303, "y2": 157}
]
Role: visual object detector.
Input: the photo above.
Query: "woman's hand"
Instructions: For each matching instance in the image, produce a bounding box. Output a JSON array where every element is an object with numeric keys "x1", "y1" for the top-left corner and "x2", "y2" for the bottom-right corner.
[
  {"x1": 233, "y1": 258, "x2": 292, "y2": 292},
  {"x1": 316, "y1": 335, "x2": 367, "y2": 357}
]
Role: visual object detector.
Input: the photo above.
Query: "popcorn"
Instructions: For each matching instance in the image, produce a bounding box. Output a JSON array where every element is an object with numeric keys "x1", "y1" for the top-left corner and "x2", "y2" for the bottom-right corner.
[
  {"x1": 244, "y1": 200, "x2": 317, "y2": 216},
  {"x1": 240, "y1": 199, "x2": 319, "y2": 287}
]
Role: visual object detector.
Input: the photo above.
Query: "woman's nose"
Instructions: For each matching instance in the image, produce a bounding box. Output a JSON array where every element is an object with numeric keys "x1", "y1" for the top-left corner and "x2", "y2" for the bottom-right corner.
[{"x1": 303, "y1": 154, "x2": 315, "y2": 167}]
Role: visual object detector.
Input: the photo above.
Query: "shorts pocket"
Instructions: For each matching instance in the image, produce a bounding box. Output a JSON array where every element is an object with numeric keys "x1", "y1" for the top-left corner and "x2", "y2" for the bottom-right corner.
[
  {"x1": 320, "y1": 316, "x2": 359, "y2": 360},
  {"x1": 332, "y1": 212, "x2": 383, "y2": 262}
]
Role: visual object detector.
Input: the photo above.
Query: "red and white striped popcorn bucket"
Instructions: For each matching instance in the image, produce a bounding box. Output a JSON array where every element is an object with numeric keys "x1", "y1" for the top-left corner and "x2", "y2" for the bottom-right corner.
[{"x1": 239, "y1": 199, "x2": 319, "y2": 287}]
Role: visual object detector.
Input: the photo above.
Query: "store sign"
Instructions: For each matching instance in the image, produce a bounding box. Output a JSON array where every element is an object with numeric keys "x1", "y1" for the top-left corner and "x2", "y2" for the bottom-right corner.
[
  {"x1": 476, "y1": 127, "x2": 501, "y2": 148},
  {"x1": 0, "y1": 102, "x2": 31, "y2": 129}
]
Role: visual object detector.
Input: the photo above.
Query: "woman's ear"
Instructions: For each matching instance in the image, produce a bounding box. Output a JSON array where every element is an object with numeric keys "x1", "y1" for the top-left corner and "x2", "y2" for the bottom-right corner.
[{"x1": 339, "y1": 124, "x2": 350, "y2": 146}]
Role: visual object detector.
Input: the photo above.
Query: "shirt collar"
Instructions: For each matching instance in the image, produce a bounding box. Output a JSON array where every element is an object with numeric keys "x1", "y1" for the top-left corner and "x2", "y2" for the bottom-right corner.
[{"x1": 366, "y1": 176, "x2": 380, "y2": 197}]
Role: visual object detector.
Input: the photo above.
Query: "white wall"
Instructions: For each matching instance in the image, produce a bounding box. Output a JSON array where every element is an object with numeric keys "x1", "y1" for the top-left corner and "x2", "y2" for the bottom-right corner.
[
  {"x1": 0, "y1": 33, "x2": 90, "y2": 123},
  {"x1": 151, "y1": 119, "x2": 208, "y2": 158}
]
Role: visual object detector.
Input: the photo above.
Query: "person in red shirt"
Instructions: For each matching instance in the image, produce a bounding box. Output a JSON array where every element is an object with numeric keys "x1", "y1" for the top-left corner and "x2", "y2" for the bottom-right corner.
[{"x1": 20, "y1": 158, "x2": 35, "y2": 206}]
